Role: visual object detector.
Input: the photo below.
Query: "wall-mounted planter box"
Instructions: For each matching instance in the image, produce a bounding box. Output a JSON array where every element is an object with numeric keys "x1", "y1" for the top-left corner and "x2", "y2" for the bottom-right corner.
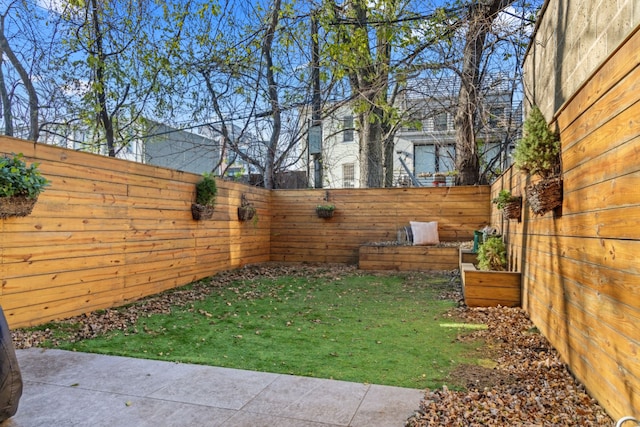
[
  {"x1": 0, "y1": 196, "x2": 38, "y2": 219},
  {"x1": 460, "y1": 262, "x2": 521, "y2": 307},
  {"x1": 316, "y1": 205, "x2": 335, "y2": 218},
  {"x1": 359, "y1": 245, "x2": 459, "y2": 271}
]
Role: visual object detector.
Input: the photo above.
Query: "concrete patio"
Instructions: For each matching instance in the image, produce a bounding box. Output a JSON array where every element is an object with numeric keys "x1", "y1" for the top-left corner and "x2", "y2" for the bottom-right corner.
[{"x1": 1, "y1": 348, "x2": 423, "y2": 426}]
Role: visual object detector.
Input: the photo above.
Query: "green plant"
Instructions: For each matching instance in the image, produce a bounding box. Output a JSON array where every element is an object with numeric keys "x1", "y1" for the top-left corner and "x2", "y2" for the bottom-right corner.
[
  {"x1": 513, "y1": 106, "x2": 561, "y2": 179},
  {"x1": 195, "y1": 172, "x2": 217, "y2": 207},
  {"x1": 492, "y1": 190, "x2": 520, "y2": 209},
  {"x1": 316, "y1": 204, "x2": 335, "y2": 218},
  {"x1": 477, "y1": 236, "x2": 507, "y2": 271},
  {"x1": 0, "y1": 153, "x2": 50, "y2": 199},
  {"x1": 316, "y1": 204, "x2": 335, "y2": 212}
]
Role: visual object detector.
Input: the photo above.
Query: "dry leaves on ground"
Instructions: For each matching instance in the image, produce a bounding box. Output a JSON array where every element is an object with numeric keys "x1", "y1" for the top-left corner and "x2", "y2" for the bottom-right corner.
[
  {"x1": 10, "y1": 263, "x2": 613, "y2": 426},
  {"x1": 11, "y1": 263, "x2": 357, "y2": 348},
  {"x1": 406, "y1": 306, "x2": 613, "y2": 426}
]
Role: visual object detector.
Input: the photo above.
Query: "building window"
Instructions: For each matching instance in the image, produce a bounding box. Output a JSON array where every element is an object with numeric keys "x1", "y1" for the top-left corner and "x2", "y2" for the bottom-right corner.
[
  {"x1": 342, "y1": 116, "x2": 354, "y2": 142},
  {"x1": 414, "y1": 144, "x2": 455, "y2": 175},
  {"x1": 342, "y1": 163, "x2": 355, "y2": 188},
  {"x1": 433, "y1": 112, "x2": 448, "y2": 131}
]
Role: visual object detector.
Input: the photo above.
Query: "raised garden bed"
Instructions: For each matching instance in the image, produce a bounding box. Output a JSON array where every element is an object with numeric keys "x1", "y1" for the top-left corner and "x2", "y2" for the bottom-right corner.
[
  {"x1": 358, "y1": 242, "x2": 467, "y2": 272},
  {"x1": 459, "y1": 257, "x2": 521, "y2": 307}
]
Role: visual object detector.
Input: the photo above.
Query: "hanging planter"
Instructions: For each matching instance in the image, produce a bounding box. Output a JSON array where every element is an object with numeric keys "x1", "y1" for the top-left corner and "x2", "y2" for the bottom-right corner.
[
  {"x1": 492, "y1": 190, "x2": 522, "y2": 221},
  {"x1": 316, "y1": 190, "x2": 335, "y2": 218},
  {"x1": 0, "y1": 153, "x2": 50, "y2": 219},
  {"x1": 191, "y1": 173, "x2": 217, "y2": 221},
  {"x1": 0, "y1": 196, "x2": 38, "y2": 219},
  {"x1": 513, "y1": 106, "x2": 563, "y2": 216},
  {"x1": 316, "y1": 204, "x2": 335, "y2": 218},
  {"x1": 237, "y1": 206, "x2": 256, "y2": 221},
  {"x1": 502, "y1": 199, "x2": 522, "y2": 220},
  {"x1": 237, "y1": 194, "x2": 256, "y2": 221},
  {"x1": 526, "y1": 177, "x2": 562, "y2": 216},
  {"x1": 191, "y1": 204, "x2": 214, "y2": 220}
]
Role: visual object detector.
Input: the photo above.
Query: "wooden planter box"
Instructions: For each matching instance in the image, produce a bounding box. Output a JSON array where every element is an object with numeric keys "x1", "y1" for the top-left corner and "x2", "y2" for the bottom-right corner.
[
  {"x1": 460, "y1": 262, "x2": 521, "y2": 307},
  {"x1": 459, "y1": 249, "x2": 477, "y2": 264},
  {"x1": 359, "y1": 245, "x2": 459, "y2": 271}
]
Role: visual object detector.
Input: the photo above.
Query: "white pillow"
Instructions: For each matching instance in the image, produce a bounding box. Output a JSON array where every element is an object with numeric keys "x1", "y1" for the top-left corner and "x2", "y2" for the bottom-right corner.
[{"x1": 410, "y1": 221, "x2": 440, "y2": 245}]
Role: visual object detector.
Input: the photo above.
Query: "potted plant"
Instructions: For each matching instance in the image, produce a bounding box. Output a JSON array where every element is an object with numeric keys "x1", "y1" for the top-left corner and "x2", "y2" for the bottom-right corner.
[
  {"x1": 191, "y1": 172, "x2": 217, "y2": 220},
  {"x1": 0, "y1": 153, "x2": 50, "y2": 219},
  {"x1": 492, "y1": 189, "x2": 522, "y2": 221},
  {"x1": 460, "y1": 236, "x2": 521, "y2": 307},
  {"x1": 237, "y1": 194, "x2": 256, "y2": 222},
  {"x1": 513, "y1": 106, "x2": 562, "y2": 215},
  {"x1": 477, "y1": 236, "x2": 507, "y2": 271},
  {"x1": 316, "y1": 204, "x2": 335, "y2": 218}
]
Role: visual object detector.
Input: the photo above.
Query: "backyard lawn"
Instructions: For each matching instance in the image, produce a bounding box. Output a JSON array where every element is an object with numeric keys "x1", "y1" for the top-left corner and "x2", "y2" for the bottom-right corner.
[
  {"x1": 20, "y1": 264, "x2": 482, "y2": 390},
  {"x1": 14, "y1": 263, "x2": 613, "y2": 425}
]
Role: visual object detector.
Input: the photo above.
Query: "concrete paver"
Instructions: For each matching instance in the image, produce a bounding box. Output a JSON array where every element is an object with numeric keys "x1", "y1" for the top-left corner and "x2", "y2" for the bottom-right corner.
[{"x1": 1, "y1": 349, "x2": 423, "y2": 427}]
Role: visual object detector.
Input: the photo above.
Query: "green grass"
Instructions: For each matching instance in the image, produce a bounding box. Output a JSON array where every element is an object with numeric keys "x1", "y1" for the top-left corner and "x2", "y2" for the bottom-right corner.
[{"x1": 47, "y1": 271, "x2": 482, "y2": 389}]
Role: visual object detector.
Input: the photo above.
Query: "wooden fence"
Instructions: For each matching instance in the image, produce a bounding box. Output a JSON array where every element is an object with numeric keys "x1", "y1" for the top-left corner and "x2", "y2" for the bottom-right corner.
[
  {"x1": 493, "y1": 25, "x2": 640, "y2": 420},
  {"x1": 270, "y1": 186, "x2": 491, "y2": 264},
  {"x1": 0, "y1": 137, "x2": 271, "y2": 328},
  {"x1": 1, "y1": 137, "x2": 491, "y2": 328}
]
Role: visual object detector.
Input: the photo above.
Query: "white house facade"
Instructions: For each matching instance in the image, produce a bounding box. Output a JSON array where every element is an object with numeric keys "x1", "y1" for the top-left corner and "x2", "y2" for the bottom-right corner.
[{"x1": 309, "y1": 76, "x2": 521, "y2": 188}]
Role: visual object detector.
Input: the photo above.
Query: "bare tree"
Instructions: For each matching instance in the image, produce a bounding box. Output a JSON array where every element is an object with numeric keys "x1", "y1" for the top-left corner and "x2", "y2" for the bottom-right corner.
[
  {"x1": 57, "y1": 0, "x2": 183, "y2": 156},
  {"x1": 320, "y1": 0, "x2": 537, "y2": 187},
  {"x1": 454, "y1": 0, "x2": 515, "y2": 185},
  {"x1": 177, "y1": 0, "x2": 315, "y2": 188},
  {"x1": 322, "y1": 0, "x2": 403, "y2": 188},
  {"x1": 0, "y1": 1, "x2": 39, "y2": 141}
]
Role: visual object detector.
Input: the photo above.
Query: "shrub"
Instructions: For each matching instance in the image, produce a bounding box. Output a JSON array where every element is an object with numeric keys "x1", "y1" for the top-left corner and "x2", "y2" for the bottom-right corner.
[
  {"x1": 492, "y1": 190, "x2": 519, "y2": 209},
  {"x1": 0, "y1": 153, "x2": 50, "y2": 199},
  {"x1": 513, "y1": 106, "x2": 560, "y2": 179},
  {"x1": 477, "y1": 236, "x2": 507, "y2": 271},
  {"x1": 195, "y1": 173, "x2": 217, "y2": 207}
]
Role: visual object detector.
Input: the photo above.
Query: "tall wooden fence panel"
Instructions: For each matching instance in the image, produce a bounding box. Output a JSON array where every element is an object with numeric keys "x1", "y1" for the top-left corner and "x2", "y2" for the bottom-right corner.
[
  {"x1": 1, "y1": 136, "x2": 491, "y2": 328},
  {"x1": 0, "y1": 137, "x2": 270, "y2": 328},
  {"x1": 493, "y1": 26, "x2": 640, "y2": 419},
  {"x1": 270, "y1": 186, "x2": 491, "y2": 264}
]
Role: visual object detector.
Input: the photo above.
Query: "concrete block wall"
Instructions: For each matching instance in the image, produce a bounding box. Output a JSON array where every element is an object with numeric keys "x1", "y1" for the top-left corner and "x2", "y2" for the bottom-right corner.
[{"x1": 524, "y1": 0, "x2": 640, "y2": 118}]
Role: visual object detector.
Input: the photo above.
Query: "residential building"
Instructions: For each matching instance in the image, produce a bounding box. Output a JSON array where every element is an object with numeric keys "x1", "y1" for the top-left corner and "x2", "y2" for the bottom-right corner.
[
  {"x1": 39, "y1": 121, "x2": 221, "y2": 175},
  {"x1": 308, "y1": 75, "x2": 521, "y2": 188},
  {"x1": 143, "y1": 121, "x2": 221, "y2": 175},
  {"x1": 38, "y1": 125, "x2": 144, "y2": 163}
]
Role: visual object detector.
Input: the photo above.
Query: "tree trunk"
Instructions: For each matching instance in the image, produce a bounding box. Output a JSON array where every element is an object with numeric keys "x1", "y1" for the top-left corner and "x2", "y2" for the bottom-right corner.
[
  {"x1": 0, "y1": 13, "x2": 38, "y2": 141},
  {"x1": 90, "y1": 0, "x2": 116, "y2": 157},
  {"x1": 358, "y1": 107, "x2": 384, "y2": 188},
  {"x1": 455, "y1": 0, "x2": 514, "y2": 185},
  {"x1": 383, "y1": 130, "x2": 395, "y2": 187},
  {"x1": 0, "y1": 56, "x2": 13, "y2": 136},
  {"x1": 261, "y1": 0, "x2": 281, "y2": 189}
]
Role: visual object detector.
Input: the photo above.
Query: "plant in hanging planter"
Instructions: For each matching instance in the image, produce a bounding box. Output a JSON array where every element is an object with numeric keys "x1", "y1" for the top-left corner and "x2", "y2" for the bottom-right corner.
[
  {"x1": 513, "y1": 106, "x2": 562, "y2": 216},
  {"x1": 477, "y1": 236, "x2": 507, "y2": 271},
  {"x1": 492, "y1": 189, "x2": 522, "y2": 221},
  {"x1": 316, "y1": 204, "x2": 335, "y2": 218},
  {"x1": 0, "y1": 153, "x2": 50, "y2": 219},
  {"x1": 191, "y1": 172, "x2": 217, "y2": 220},
  {"x1": 237, "y1": 194, "x2": 256, "y2": 222}
]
